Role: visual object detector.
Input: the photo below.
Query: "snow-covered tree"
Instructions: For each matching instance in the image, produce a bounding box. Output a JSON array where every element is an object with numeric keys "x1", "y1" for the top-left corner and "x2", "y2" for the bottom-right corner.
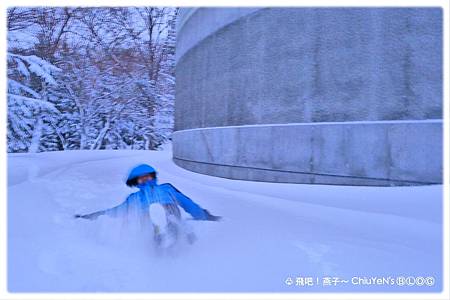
[
  {"x1": 7, "y1": 7, "x2": 178, "y2": 152},
  {"x1": 7, "y1": 53, "x2": 61, "y2": 152}
]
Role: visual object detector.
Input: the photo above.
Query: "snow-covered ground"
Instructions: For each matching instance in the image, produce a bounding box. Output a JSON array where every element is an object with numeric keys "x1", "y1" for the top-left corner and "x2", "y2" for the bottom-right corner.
[{"x1": 7, "y1": 147, "x2": 443, "y2": 292}]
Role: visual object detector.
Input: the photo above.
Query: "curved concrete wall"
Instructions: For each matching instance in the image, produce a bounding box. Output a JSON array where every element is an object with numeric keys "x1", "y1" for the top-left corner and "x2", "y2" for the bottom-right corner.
[{"x1": 173, "y1": 7, "x2": 443, "y2": 186}]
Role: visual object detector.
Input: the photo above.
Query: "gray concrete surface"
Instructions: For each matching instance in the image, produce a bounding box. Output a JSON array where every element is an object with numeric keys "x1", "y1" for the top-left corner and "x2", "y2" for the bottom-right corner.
[
  {"x1": 173, "y1": 7, "x2": 443, "y2": 185},
  {"x1": 173, "y1": 121, "x2": 442, "y2": 185}
]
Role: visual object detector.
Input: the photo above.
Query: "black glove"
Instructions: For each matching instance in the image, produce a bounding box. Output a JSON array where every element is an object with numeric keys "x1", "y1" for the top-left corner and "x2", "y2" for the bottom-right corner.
[
  {"x1": 74, "y1": 214, "x2": 87, "y2": 219},
  {"x1": 74, "y1": 211, "x2": 104, "y2": 220},
  {"x1": 74, "y1": 214, "x2": 94, "y2": 219},
  {"x1": 203, "y1": 209, "x2": 222, "y2": 221}
]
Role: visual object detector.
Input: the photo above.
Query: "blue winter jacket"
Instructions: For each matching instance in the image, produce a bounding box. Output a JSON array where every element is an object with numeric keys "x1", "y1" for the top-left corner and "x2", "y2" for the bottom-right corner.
[{"x1": 80, "y1": 164, "x2": 210, "y2": 221}]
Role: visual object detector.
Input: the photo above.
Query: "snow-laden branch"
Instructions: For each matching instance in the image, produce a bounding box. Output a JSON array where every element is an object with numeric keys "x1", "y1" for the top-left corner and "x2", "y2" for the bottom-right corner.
[
  {"x1": 8, "y1": 53, "x2": 61, "y2": 85},
  {"x1": 7, "y1": 93, "x2": 60, "y2": 114}
]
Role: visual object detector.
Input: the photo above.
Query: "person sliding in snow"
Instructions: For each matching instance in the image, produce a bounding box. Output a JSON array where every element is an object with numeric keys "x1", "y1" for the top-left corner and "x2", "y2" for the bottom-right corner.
[{"x1": 75, "y1": 164, "x2": 221, "y2": 246}]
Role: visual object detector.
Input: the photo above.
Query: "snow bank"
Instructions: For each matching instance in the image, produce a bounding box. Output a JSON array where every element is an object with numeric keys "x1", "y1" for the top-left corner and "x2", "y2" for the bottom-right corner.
[{"x1": 7, "y1": 148, "x2": 443, "y2": 292}]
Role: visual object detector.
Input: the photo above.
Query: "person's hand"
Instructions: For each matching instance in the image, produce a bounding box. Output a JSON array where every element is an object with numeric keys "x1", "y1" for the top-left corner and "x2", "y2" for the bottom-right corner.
[
  {"x1": 74, "y1": 214, "x2": 90, "y2": 219},
  {"x1": 203, "y1": 209, "x2": 222, "y2": 221}
]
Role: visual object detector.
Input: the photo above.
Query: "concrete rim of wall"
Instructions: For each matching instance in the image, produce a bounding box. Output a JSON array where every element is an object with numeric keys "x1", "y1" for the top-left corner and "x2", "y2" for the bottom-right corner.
[{"x1": 172, "y1": 120, "x2": 443, "y2": 186}]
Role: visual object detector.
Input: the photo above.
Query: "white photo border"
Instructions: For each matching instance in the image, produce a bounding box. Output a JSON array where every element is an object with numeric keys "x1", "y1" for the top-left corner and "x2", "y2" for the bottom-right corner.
[{"x1": 0, "y1": 0, "x2": 448, "y2": 299}]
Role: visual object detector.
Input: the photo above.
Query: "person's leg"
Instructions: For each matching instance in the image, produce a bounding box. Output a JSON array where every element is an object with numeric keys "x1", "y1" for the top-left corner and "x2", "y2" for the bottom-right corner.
[
  {"x1": 149, "y1": 203, "x2": 169, "y2": 246},
  {"x1": 163, "y1": 203, "x2": 197, "y2": 244}
]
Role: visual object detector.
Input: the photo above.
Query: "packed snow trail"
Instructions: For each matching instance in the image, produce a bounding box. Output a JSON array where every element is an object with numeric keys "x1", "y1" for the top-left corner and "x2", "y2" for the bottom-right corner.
[{"x1": 8, "y1": 148, "x2": 442, "y2": 292}]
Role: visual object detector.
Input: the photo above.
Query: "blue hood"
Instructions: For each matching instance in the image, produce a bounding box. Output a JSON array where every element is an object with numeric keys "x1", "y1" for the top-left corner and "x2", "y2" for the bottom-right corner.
[{"x1": 126, "y1": 164, "x2": 156, "y2": 186}]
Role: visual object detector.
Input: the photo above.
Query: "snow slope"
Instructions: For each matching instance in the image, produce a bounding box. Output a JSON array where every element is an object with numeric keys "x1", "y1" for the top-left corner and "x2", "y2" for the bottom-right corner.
[{"x1": 7, "y1": 147, "x2": 443, "y2": 292}]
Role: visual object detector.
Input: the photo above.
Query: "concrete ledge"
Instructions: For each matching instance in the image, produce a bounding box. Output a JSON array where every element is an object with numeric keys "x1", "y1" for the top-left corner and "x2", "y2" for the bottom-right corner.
[{"x1": 172, "y1": 121, "x2": 442, "y2": 186}]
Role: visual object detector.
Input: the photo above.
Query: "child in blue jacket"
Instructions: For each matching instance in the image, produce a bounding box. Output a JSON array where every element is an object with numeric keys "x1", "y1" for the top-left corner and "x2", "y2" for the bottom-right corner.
[{"x1": 75, "y1": 164, "x2": 221, "y2": 244}]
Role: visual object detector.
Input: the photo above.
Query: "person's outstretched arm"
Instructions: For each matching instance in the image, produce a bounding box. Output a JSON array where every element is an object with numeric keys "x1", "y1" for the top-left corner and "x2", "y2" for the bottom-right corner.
[
  {"x1": 74, "y1": 196, "x2": 130, "y2": 220},
  {"x1": 160, "y1": 183, "x2": 221, "y2": 221}
]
